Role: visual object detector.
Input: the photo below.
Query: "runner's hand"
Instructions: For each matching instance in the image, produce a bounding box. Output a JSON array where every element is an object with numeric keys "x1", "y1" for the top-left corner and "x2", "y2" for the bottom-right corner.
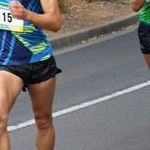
[{"x1": 9, "y1": 1, "x2": 28, "y2": 20}]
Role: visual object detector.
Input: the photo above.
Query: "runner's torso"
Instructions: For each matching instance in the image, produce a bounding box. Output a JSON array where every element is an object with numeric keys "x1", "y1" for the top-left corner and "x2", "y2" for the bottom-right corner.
[{"x1": 0, "y1": 0, "x2": 53, "y2": 65}]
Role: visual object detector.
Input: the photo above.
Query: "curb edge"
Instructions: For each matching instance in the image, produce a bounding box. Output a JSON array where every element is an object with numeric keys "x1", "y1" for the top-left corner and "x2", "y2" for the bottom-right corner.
[{"x1": 51, "y1": 13, "x2": 138, "y2": 50}]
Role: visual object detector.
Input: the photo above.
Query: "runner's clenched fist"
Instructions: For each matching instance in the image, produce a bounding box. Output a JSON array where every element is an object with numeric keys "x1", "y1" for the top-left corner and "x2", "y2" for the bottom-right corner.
[{"x1": 9, "y1": 1, "x2": 28, "y2": 20}]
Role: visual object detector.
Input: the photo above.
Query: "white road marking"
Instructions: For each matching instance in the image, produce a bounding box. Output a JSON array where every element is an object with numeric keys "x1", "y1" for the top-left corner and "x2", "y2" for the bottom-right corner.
[{"x1": 8, "y1": 80, "x2": 150, "y2": 132}]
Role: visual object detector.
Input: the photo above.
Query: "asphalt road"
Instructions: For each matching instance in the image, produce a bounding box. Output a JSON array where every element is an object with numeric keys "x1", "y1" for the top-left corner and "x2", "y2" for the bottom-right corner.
[{"x1": 9, "y1": 26, "x2": 150, "y2": 150}]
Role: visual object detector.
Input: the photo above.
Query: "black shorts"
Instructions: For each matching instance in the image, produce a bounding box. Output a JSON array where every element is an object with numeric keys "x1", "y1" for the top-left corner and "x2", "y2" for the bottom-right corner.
[
  {"x1": 138, "y1": 21, "x2": 150, "y2": 54},
  {"x1": 0, "y1": 56, "x2": 62, "y2": 91}
]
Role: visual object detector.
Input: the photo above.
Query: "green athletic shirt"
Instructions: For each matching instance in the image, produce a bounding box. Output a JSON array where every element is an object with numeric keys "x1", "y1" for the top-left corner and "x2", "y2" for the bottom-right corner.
[{"x1": 139, "y1": 1, "x2": 150, "y2": 24}]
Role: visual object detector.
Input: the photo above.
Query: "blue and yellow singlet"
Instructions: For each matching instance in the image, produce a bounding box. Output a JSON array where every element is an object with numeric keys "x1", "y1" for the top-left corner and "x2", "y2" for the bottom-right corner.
[{"x1": 0, "y1": 0, "x2": 53, "y2": 65}]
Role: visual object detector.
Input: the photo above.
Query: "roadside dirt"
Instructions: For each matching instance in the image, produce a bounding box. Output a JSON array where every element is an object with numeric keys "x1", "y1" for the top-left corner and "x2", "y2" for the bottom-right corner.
[{"x1": 46, "y1": 1, "x2": 134, "y2": 39}]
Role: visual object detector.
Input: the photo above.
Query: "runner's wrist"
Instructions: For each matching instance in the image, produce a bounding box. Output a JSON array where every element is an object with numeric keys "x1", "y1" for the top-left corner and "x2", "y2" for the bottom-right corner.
[{"x1": 25, "y1": 10, "x2": 33, "y2": 22}]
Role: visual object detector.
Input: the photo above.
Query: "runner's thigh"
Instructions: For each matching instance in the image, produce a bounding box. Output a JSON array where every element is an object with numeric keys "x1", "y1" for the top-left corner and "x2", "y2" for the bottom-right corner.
[
  {"x1": 0, "y1": 71, "x2": 24, "y2": 111},
  {"x1": 28, "y1": 77, "x2": 56, "y2": 116}
]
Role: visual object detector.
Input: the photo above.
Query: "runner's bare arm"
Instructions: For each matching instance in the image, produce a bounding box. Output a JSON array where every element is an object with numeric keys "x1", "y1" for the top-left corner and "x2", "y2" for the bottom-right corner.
[
  {"x1": 129, "y1": 0, "x2": 145, "y2": 12},
  {"x1": 10, "y1": 0, "x2": 61, "y2": 31}
]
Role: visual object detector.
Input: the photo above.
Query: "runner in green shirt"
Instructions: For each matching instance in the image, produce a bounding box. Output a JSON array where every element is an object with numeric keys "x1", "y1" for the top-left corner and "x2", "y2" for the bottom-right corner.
[
  {"x1": 130, "y1": 0, "x2": 150, "y2": 71},
  {"x1": 139, "y1": 1, "x2": 150, "y2": 24}
]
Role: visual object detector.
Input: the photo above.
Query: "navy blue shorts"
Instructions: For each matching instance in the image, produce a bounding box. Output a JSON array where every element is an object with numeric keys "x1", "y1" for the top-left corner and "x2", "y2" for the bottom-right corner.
[
  {"x1": 138, "y1": 21, "x2": 150, "y2": 54},
  {"x1": 0, "y1": 56, "x2": 61, "y2": 91}
]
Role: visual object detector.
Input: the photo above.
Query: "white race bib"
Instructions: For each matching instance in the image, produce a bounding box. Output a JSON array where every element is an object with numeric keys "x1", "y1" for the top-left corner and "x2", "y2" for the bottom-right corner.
[{"x1": 0, "y1": 4, "x2": 24, "y2": 32}]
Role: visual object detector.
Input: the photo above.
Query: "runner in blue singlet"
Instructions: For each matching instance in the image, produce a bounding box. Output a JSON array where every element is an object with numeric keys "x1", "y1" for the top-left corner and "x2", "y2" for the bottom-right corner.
[
  {"x1": 0, "y1": 0, "x2": 61, "y2": 150},
  {"x1": 0, "y1": 0, "x2": 54, "y2": 65}
]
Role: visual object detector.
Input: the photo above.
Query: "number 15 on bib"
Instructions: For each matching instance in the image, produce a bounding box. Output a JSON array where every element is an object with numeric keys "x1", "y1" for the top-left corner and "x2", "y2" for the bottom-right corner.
[{"x1": 0, "y1": 4, "x2": 24, "y2": 32}]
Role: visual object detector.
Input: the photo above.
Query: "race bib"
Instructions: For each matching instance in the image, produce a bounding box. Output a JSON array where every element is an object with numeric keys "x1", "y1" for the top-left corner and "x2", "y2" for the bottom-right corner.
[{"x1": 0, "y1": 4, "x2": 24, "y2": 32}]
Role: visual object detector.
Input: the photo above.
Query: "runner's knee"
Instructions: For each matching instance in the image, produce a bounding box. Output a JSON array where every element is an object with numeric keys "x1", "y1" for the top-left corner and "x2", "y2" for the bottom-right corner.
[
  {"x1": 0, "y1": 111, "x2": 8, "y2": 131},
  {"x1": 35, "y1": 114, "x2": 53, "y2": 131}
]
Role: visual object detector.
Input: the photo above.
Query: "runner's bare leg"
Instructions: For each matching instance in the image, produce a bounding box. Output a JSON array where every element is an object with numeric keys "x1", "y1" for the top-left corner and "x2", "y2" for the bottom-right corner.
[
  {"x1": 0, "y1": 71, "x2": 23, "y2": 150},
  {"x1": 28, "y1": 77, "x2": 56, "y2": 150},
  {"x1": 144, "y1": 54, "x2": 150, "y2": 70}
]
